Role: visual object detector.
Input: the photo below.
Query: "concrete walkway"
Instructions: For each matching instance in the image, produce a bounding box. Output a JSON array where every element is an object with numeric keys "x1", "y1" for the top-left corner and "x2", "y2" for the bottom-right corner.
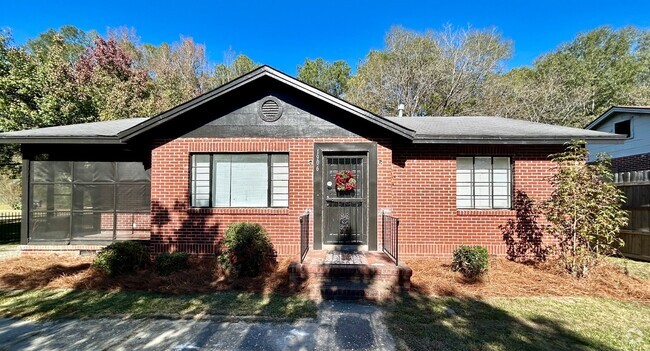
[{"x1": 0, "y1": 301, "x2": 395, "y2": 351}]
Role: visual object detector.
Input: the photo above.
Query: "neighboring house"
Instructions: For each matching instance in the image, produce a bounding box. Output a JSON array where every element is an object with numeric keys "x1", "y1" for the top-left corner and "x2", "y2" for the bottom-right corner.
[
  {"x1": 0, "y1": 66, "x2": 622, "y2": 259},
  {"x1": 586, "y1": 106, "x2": 650, "y2": 261},
  {"x1": 586, "y1": 106, "x2": 650, "y2": 172}
]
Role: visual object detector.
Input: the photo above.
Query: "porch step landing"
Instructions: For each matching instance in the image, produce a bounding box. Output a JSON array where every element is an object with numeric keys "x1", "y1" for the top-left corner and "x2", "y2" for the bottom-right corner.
[{"x1": 288, "y1": 250, "x2": 412, "y2": 301}]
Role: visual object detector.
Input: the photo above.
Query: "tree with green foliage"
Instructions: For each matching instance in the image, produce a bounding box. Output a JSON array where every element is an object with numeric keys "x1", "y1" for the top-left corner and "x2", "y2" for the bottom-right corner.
[
  {"x1": 483, "y1": 26, "x2": 650, "y2": 127},
  {"x1": 347, "y1": 26, "x2": 512, "y2": 116},
  {"x1": 297, "y1": 58, "x2": 351, "y2": 97},
  {"x1": 140, "y1": 37, "x2": 213, "y2": 110},
  {"x1": 0, "y1": 29, "x2": 96, "y2": 175},
  {"x1": 543, "y1": 140, "x2": 628, "y2": 277},
  {"x1": 212, "y1": 50, "x2": 260, "y2": 87}
]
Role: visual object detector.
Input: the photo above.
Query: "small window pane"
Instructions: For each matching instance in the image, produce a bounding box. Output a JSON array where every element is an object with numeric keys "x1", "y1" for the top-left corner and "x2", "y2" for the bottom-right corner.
[
  {"x1": 493, "y1": 157, "x2": 510, "y2": 170},
  {"x1": 213, "y1": 155, "x2": 232, "y2": 207},
  {"x1": 493, "y1": 196, "x2": 510, "y2": 209},
  {"x1": 493, "y1": 170, "x2": 509, "y2": 183},
  {"x1": 457, "y1": 197, "x2": 473, "y2": 208},
  {"x1": 474, "y1": 157, "x2": 492, "y2": 171},
  {"x1": 271, "y1": 154, "x2": 289, "y2": 207},
  {"x1": 457, "y1": 171, "x2": 472, "y2": 183},
  {"x1": 493, "y1": 184, "x2": 509, "y2": 196},
  {"x1": 457, "y1": 157, "x2": 473, "y2": 170},
  {"x1": 191, "y1": 155, "x2": 211, "y2": 207},
  {"x1": 457, "y1": 185, "x2": 472, "y2": 196}
]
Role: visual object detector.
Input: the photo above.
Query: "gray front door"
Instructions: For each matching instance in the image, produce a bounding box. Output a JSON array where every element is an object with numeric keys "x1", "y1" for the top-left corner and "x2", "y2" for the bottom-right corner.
[{"x1": 322, "y1": 154, "x2": 367, "y2": 245}]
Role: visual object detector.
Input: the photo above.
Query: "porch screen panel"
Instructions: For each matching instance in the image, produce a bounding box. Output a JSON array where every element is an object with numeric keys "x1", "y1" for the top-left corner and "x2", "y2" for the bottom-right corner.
[
  {"x1": 30, "y1": 181, "x2": 72, "y2": 241},
  {"x1": 29, "y1": 161, "x2": 151, "y2": 242},
  {"x1": 72, "y1": 184, "x2": 115, "y2": 240}
]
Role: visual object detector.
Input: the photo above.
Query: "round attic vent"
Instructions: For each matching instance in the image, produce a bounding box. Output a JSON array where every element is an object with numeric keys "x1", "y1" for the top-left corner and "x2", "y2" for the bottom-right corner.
[{"x1": 258, "y1": 97, "x2": 283, "y2": 122}]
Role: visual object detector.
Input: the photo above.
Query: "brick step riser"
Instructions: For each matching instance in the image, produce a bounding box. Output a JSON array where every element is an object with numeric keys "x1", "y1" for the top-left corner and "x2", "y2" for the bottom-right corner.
[
  {"x1": 293, "y1": 272, "x2": 406, "y2": 281},
  {"x1": 304, "y1": 276, "x2": 408, "y2": 288},
  {"x1": 314, "y1": 284, "x2": 396, "y2": 301}
]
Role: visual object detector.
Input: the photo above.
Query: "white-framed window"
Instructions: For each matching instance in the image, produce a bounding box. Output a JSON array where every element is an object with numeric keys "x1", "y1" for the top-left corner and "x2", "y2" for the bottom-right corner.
[
  {"x1": 456, "y1": 156, "x2": 512, "y2": 209},
  {"x1": 190, "y1": 153, "x2": 289, "y2": 208}
]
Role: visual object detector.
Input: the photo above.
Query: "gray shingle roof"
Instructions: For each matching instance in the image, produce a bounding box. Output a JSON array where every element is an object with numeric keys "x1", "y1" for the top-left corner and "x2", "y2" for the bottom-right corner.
[
  {"x1": 384, "y1": 116, "x2": 623, "y2": 143},
  {"x1": 0, "y1": 115, "x2": 623, "y2": 145},
  {"x1": 0, "y1": 118, "x2": 148, "y2": 143}
]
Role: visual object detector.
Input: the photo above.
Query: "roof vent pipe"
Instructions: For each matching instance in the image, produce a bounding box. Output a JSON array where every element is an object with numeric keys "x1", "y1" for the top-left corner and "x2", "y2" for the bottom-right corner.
[{"x1": 398, "y1": 103, "x2": 405, "y2": 117}]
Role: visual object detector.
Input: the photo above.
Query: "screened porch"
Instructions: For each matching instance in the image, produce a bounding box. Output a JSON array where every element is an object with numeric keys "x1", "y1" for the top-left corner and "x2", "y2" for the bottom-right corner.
[{"x1": 27, "y1": 160, "x2": 151, "y2": 244}]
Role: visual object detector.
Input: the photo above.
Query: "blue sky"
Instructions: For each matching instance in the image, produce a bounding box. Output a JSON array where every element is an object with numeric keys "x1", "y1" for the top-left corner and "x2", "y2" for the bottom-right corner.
[{"x1": 2, "y1": 0, "x2": 650, "y2": 75}]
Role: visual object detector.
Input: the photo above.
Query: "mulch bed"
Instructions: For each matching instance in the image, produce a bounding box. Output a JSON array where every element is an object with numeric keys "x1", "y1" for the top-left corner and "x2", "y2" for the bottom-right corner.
[
  {"x1": 0, "y1": 255, "x2": 302, "y2": 295},
  {"x1": 0, "y1": 254, "x2": 648, "y2": 302},
  {"x1": 406, "y1": 257, "x2": 650, "y2": 302}
]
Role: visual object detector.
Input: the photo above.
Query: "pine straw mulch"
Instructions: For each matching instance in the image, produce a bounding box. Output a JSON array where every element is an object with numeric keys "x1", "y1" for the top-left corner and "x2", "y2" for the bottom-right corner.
[
  {"x1": 0, "y1": 255, "x2": 648, "y2": 302},
  {"x1": 406, "y1": 257, "x2": 650, "y2": 302},
  {"x1": 0, "y1": 255, "x2": 305, "y2": 296}
]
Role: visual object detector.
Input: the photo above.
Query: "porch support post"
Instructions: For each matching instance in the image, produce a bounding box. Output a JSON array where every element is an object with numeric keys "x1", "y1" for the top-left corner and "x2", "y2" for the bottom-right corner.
[{"x1": 20, "y1": 146, "x2": 30, "y2": 245}]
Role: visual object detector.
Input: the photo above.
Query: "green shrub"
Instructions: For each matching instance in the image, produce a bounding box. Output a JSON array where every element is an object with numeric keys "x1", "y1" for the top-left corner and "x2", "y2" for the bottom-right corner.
[
  {"x1": 93, "y1": 241, "x2": 148, "y2": 276},
  {"x1": 218, "y1": 222, "x2": 275, "y2": 277},
  {"x1": 155, "y1": 252, "x2": 189, "y2": 276},
  {"x1": 451, "y1": 245, "x2": 489, "y2": 280}
]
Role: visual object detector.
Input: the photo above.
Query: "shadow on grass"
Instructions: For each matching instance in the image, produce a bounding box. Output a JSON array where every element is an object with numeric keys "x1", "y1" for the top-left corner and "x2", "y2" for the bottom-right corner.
[
  {"x1": 385, "y1": 290, "x2": 617, "y2": 351},
  {"x1": 0, "y1": 288, "x2": 316, "y2": 321}
]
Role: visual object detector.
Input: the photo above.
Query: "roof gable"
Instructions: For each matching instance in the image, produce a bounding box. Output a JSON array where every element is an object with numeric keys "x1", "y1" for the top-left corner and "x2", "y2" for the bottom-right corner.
[
  {"x1": 117, "y1": 65, "x2": 416, "y2": 141},
  {"x1": 586, "y1": 106, "x2": 650, "y2": 130}
]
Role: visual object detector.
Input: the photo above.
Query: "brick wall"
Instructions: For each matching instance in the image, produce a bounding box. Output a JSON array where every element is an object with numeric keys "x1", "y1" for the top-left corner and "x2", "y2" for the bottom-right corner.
[
  {"x1": 390, "y1": 144, "x2": 561, "y2": 257},
  {"x1": 611, "y1": 152, "x2": 650, "y2": 172},
  {"x1": 150, "y1": 137, "x2": 560, "y2": 259}
]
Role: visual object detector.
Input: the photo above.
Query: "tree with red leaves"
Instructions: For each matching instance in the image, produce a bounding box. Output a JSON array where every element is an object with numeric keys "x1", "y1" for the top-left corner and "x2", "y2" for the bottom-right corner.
[{"x1": 75, "y1": 37, "x2": 154, "y2": 120}]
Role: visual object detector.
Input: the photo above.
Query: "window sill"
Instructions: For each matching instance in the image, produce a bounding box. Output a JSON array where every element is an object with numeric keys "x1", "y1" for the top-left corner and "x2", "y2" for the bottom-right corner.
[
  {"x1": 187, "y1": 207, "x2": 290, "y2": 215},
  {"x1": 456, "y1": 209, "x2": 514, "y2": 217}
]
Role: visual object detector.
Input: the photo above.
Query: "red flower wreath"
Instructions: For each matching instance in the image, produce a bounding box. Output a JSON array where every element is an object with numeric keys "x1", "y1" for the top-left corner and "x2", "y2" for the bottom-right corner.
[{"x1": 335, "y1": 170, "x2": 357, "y2": 192}]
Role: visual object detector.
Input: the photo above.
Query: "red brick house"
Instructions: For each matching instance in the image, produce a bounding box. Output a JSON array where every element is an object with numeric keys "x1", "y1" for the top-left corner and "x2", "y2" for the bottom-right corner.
[{"x1": 0, "y1": 66, "x2": 623, "y2": 260}]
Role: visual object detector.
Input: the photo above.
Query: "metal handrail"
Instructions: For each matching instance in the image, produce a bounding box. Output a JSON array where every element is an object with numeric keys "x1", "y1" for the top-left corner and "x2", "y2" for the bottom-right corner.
[
  {"x1": 299, "y1": 212, "x2": 310, "y2": 263},
  {"x1": 382, "y1": 214, "x2": 399, "y2": 266}
]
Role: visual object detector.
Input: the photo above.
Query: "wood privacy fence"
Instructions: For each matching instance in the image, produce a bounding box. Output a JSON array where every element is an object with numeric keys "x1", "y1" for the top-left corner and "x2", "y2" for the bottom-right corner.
[
  {"x1": 0, "y1": 211, "x2": 21, "y2": 243},
  {"x1": 617, "y1": 177, "x2": 650, "y2": 261}
]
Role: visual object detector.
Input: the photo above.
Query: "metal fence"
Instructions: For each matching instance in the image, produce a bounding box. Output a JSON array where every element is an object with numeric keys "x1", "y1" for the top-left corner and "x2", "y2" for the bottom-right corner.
[
  {"x1": 0, "y1": 212, "x2": 21, "y2": 243},
  {"x1": 299, "y1": 212, "x2": 310, "y2": 263},
  {"x1": 382, "y1": 214, "x2": 399, "y2": 266}
]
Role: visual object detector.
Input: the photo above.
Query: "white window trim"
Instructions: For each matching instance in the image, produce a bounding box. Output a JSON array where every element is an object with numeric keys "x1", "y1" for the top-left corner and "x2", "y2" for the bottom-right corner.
[{"x1": 456, "y1": 156, "x2": 512, "y2": 210}]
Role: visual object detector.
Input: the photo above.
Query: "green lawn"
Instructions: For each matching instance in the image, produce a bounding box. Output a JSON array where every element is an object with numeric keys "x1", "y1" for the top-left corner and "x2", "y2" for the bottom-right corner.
[
  {"x1": 0, "y1": 289, "x2": 317, "y2": 321},
  {"x1": 386, "y1": 295, "x2": 650, "y2": 351},
  {"x1": 608, "y1": 256, "x2": 650, "y2": 280}
]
